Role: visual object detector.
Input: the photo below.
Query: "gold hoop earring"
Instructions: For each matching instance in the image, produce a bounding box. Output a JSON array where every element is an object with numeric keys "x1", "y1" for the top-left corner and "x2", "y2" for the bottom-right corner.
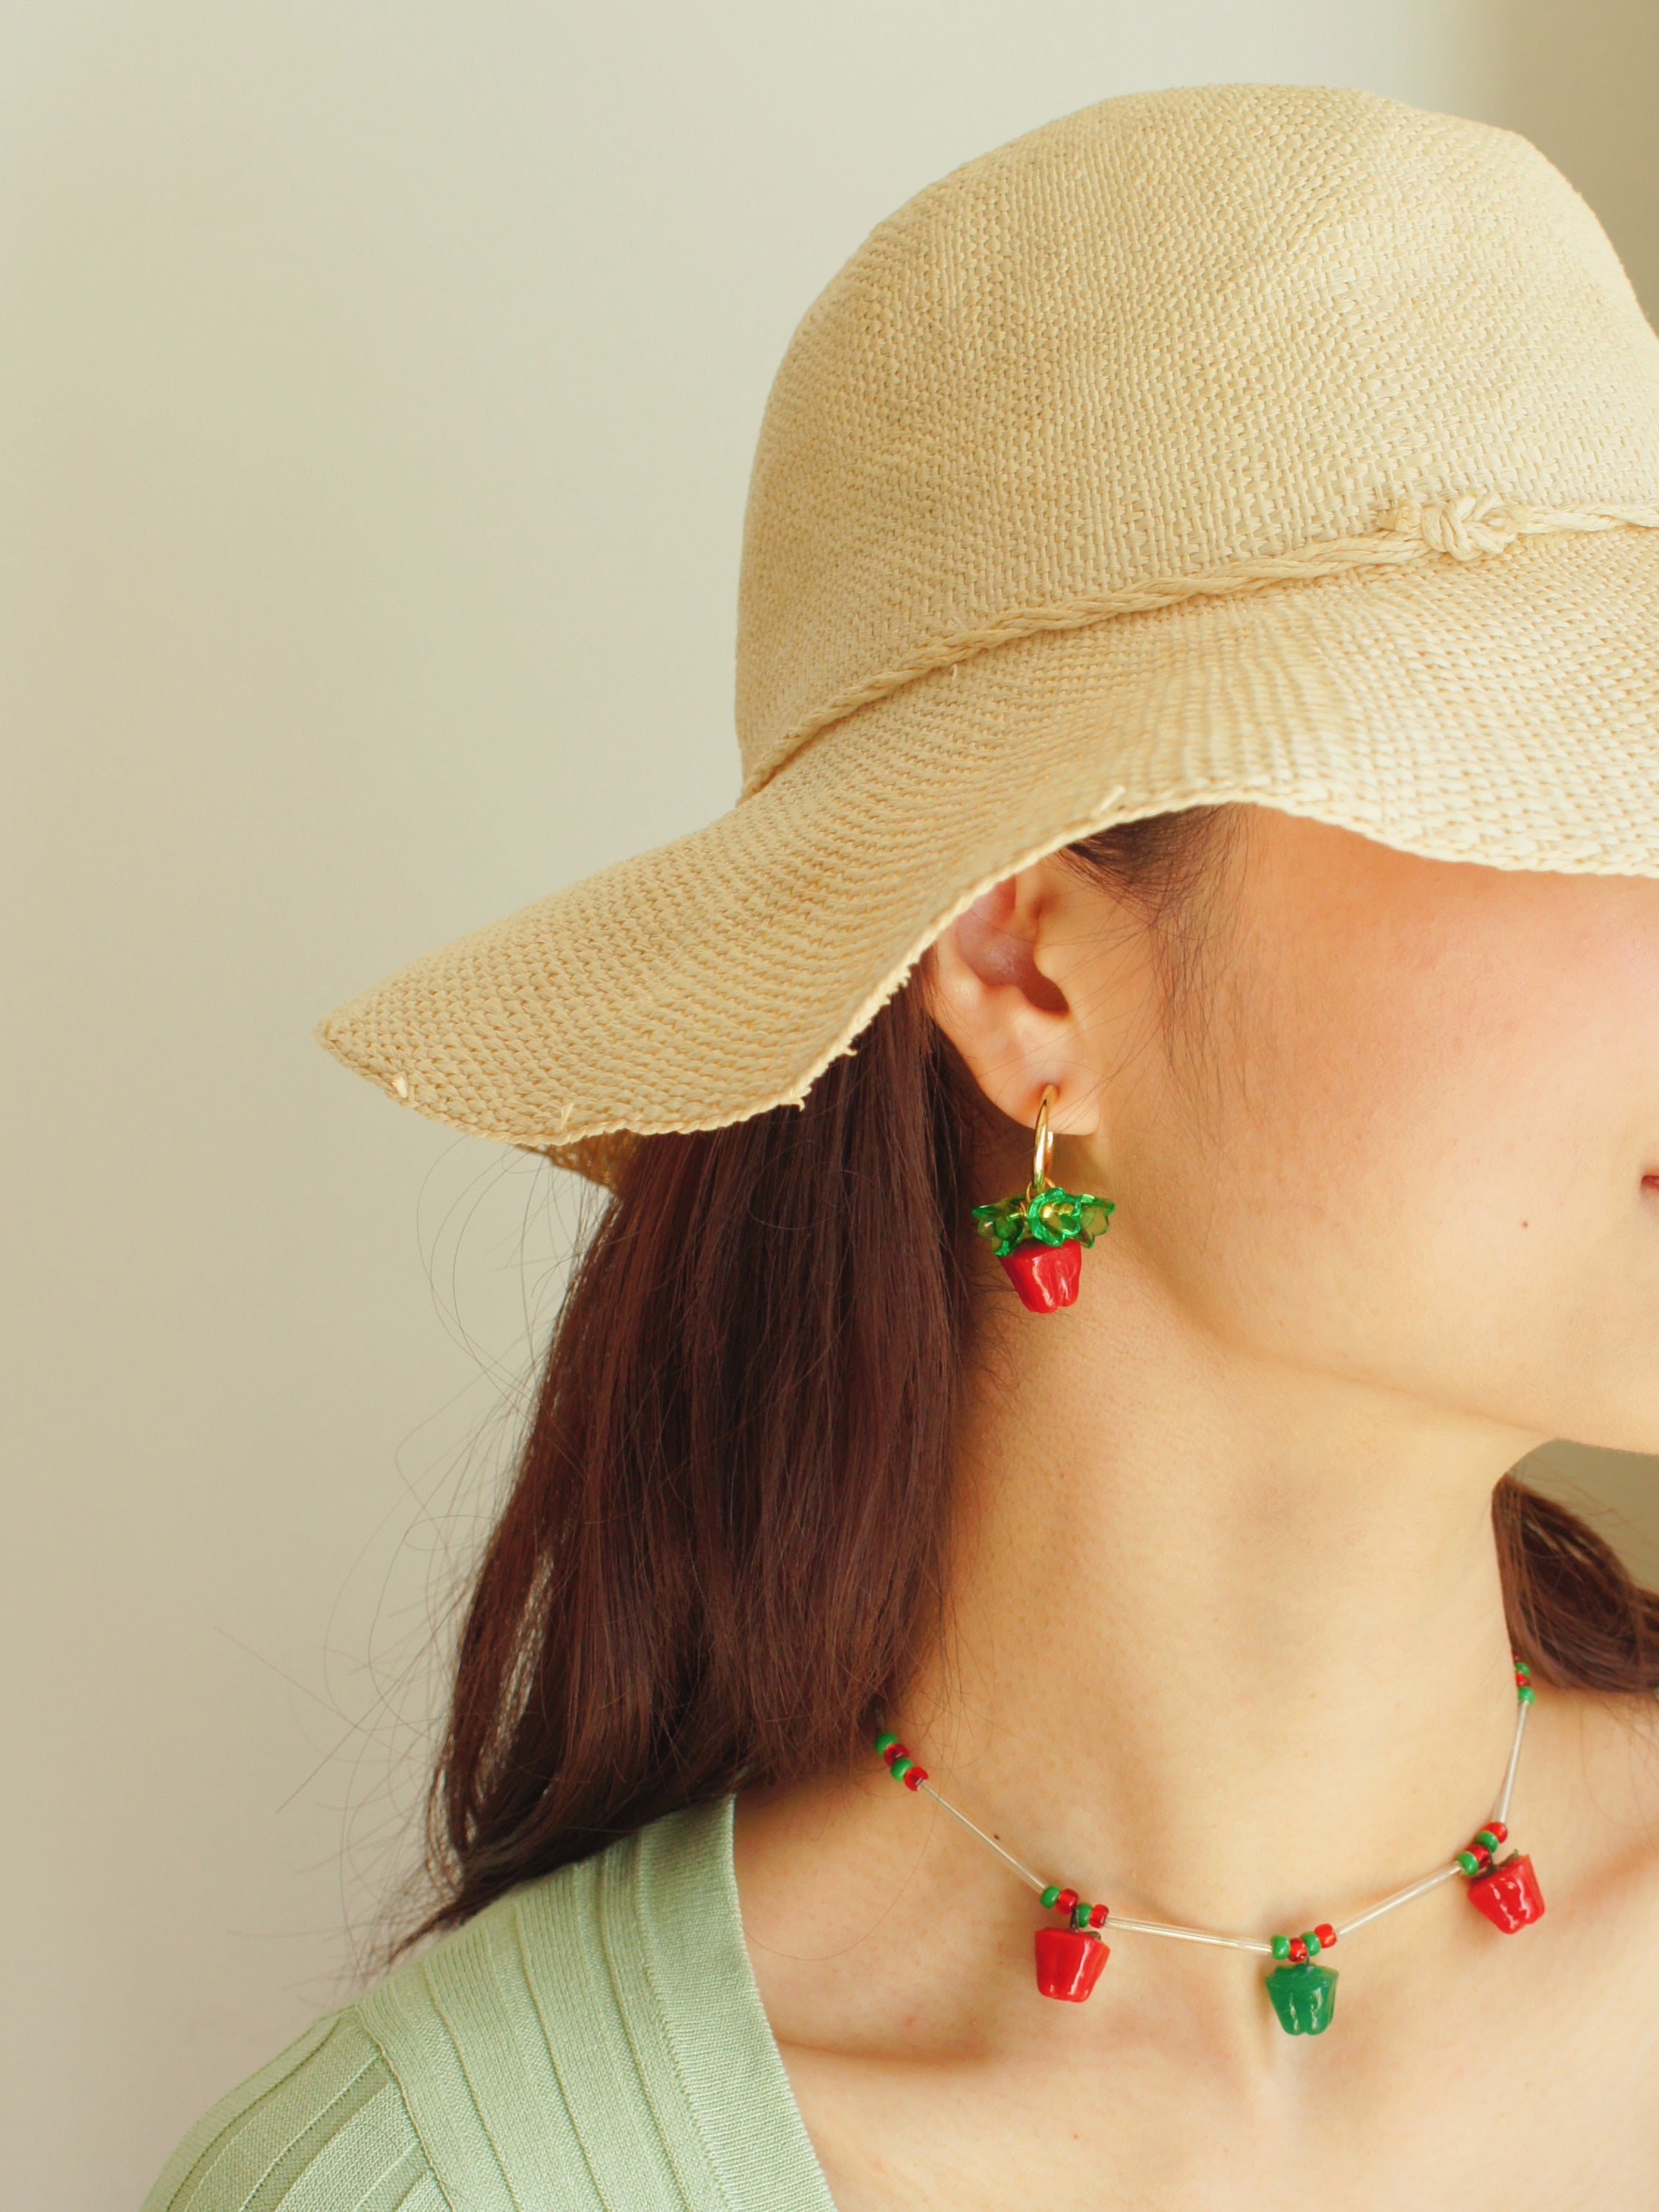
[{"x1": 969, "y1": 1085, "x2": 1114, "y2": 1313}]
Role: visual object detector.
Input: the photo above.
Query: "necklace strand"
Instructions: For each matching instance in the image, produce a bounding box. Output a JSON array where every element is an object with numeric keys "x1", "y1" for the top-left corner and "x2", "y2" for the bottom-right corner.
[{"x1": 879, "y1": 1662, "x2": 1533, "y2": 1958}]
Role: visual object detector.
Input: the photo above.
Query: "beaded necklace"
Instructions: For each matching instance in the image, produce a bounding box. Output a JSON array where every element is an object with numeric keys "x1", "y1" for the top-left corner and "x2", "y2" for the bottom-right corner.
[{"x1": 875, "y1": 1656, "x2": 1545, "y2": 2036}]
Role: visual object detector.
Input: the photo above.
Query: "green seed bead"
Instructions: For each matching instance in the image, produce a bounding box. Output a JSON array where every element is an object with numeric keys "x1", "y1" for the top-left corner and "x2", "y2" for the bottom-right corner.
[
  {"x1": 1271, "y1": 1935, "x2": 1290, "y2": 1961},
  {"x1": 1456, "y1": 1850, "x2": 1479, "y2": 1876},
  {"x1": 1304, "y1": 1931, "x2": 1321, "y2": 1956},
  {"x1": 1071, "y1": 1903, "x2": 1092, "y2": 1930},
  {"x1": 1041, "y1": 1885, "x2": 1061, "y2": 1911},
  {"x1": 874, "y1": 1732, "x2": 898, "y2": 1756},
  {"x1": 1518, "y1": 1684, "x2": 1535, "y2": 1704},
  {"x1": 890, "y1": 1756, "x2": 915, "y2": 1782},
  {"x1": 1475, "y1": 1829, "x2": 1499, "y2": 1852}
]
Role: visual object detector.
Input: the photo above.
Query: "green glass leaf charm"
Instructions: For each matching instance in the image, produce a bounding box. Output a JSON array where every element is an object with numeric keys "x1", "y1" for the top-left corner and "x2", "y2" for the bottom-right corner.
[
  {"x1": 1076, "y1": 1198, "x2": 1114, "y2": 1244},
  {"x1": 1265, "y1": 1961, "x2": 1338, "y2": 2036},
  {"x1": 971, "y1": 1187, "x2": 1114, "y2": 1258},
  {"x1": 971, "y1": 1197, "x2": 1030, "y2": 1256}
]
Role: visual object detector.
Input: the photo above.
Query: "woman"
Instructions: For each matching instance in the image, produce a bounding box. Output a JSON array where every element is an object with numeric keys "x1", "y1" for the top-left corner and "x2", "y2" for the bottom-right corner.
[{"x1": 147, "y1": 82, "x2": 1659, "y2": 2210}]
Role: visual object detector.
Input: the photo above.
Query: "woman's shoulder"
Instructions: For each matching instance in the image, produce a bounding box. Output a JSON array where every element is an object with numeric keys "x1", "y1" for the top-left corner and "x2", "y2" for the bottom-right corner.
[
  {"x1": 139, "y1": 2005, "x2": 434, "y2": 2212},
  {"x1": 138, "y1": 1806, "x2": 706, "y2": 2212},
  {"x1": 142, "y1": 1796, "x2": 828, "y2": 2212}
]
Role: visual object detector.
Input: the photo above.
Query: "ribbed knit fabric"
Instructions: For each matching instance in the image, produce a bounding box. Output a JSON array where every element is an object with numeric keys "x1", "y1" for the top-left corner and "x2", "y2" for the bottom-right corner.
[{"x1": 141, "y1": 1800, "x2": 835, "y2": 2212}]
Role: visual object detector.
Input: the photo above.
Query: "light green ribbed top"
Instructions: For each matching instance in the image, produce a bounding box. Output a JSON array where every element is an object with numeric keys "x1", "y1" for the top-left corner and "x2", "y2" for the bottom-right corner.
[{"x1": 142, "y1": 1799, "x2": 836, "y2": 2212}]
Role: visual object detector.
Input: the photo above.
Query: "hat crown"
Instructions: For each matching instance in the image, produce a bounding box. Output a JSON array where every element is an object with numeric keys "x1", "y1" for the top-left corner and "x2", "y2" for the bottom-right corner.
[{"x1": 735, "y1": 84, "x2": 1659, "y2": 793}]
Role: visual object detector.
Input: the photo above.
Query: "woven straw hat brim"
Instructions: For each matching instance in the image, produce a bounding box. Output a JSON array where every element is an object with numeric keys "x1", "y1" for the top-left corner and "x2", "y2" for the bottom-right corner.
[{"x1": 319, "y1": 523, "x2": 1659, "y2": 1165}]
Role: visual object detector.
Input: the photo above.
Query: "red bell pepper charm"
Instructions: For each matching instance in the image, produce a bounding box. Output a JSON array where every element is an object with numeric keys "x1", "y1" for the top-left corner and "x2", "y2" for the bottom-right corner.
[
  {"x1": 1035, "y1": 1926, "x2": 1110, "y2": 2001},
  {"x1": 1000, "y1": 1238, "x2": 1083, "y2": 1312},
  {"x1": 1466, "y1": 1851, "x2": 1545, "y2": 1932}
]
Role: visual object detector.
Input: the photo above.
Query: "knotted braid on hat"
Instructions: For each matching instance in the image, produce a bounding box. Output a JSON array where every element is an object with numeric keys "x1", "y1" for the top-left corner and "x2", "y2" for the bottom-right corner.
[{"x1": 743, "y1": 495, "x2": 1659, "y2": 796}]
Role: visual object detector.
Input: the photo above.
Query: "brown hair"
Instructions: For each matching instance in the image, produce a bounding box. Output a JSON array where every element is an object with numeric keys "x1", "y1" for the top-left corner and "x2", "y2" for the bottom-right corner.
[{"x1": 413, "y1": 809, "x2": 1659, "y2": 1940}]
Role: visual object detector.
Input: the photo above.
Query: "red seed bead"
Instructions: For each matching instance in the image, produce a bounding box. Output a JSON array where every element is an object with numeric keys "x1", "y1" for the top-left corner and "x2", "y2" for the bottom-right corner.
[
  {"x1": 903, "y1": 1766, "x2": 927, "y2": 1791},
  {"x1": 1486, "y1": 1820, "x2": 1508, "y2": 1846},
  {"x1": 1314, "y1": 1924, "x2": 1336, "y2": 1950},
  {"x1": 1287, "y1": 1937, "x2": 1309, "y2": 1964},
  {"x1": 1055, "y1": 1889, "x2": 1079, "y2": 1915},
  {"x1": 883, "y1": 1742, "x2": 907, "y2": 1766},
  {"x1": 1088, "y1": 1903, "x2": 1109, "y2": 1929}
]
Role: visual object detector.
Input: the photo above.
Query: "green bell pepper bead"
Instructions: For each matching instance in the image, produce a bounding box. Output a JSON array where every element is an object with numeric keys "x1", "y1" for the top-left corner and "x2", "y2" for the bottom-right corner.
[{"x1": 1265, "y1": 1962, "x2": 1339, "y2": 2036}]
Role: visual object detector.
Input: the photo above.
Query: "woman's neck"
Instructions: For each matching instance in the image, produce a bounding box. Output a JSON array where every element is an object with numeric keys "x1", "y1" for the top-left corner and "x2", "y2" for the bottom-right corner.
[
  {"x1": 737, "y1": 1196, "x2": 1659, "y2": 2199},
  {"x1": 901, "y1": 1259, "x2": 1543, "y2": 1939}
]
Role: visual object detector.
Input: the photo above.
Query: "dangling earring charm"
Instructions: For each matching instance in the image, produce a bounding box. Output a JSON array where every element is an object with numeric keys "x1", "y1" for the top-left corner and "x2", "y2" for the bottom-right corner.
[{"x1": 971, "y1": 1086, "x2": 1113, "y2": 1313}]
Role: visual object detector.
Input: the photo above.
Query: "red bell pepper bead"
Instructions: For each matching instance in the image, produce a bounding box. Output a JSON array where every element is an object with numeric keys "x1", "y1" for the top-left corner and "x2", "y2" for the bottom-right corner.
[
  {"x1": 1034, "y1": 1927, "x2": 1110, "y2": 2002},
  {"x1": 1000, "y1": 1239, "x2": 1083, "y2": 1313},
  {"x1": 1467, "y1": 1852, "x2": 1546, "y2": 1933}
]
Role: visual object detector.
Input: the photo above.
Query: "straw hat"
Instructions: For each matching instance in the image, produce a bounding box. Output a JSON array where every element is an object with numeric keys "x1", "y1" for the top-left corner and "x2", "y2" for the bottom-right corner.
[{"x1": 319, "y1": 83, "x2": 1659, "y2": 1179}]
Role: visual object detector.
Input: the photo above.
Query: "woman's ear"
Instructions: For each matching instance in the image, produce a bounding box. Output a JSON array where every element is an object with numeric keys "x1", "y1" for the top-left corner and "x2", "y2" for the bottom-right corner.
[{"x1": 926, "y1": 860, "x2": 1102, "y2": 1137}]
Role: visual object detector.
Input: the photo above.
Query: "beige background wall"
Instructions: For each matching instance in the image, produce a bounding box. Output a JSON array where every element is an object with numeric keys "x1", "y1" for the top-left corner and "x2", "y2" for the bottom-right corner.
[{"x1": 6, "y1": 5, "x2": 1658, "y2": 2205}]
